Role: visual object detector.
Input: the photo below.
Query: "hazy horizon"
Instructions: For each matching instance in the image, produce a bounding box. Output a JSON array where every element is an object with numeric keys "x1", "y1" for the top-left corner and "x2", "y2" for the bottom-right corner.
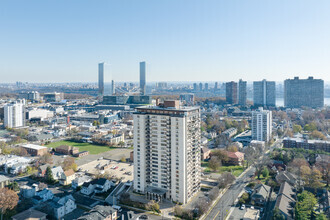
[{"x1": 1, "y1": 0, "x2": 330, "y2": 83}]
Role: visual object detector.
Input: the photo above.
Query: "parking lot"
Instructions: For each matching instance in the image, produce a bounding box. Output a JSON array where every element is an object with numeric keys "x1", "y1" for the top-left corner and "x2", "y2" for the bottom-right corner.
[{"x1": 78, "y1": 159, "x2": 134, "y2": 181}]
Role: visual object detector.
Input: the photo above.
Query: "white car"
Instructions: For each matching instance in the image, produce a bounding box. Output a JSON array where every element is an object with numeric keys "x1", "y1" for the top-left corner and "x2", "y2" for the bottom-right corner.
[{"x1": 240, "y1": 204, "x2": 245, "y2": 210}]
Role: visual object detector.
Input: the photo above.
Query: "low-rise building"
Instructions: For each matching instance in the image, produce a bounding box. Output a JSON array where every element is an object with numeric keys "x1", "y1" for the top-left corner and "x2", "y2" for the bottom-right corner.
[
  {"x1": 274, "y1": 182, "x2": 296, "y2": 220},
  {"x1": 55, "y1": 145, "x2": 79, "y2": 155},
  {"x1": 51, "y1": 166, "x2": 65, "y2": 181},
  {"x1": 251, "y1": 184, "x2": 271, "y2": 206},
  {"x1": 0, "y1": 175, "x2": 10, "y2": 188},
  {"x1": 72, "y1": 175, "x2": 92, "y2": 189},
  {"x1": 283, "y1": 137, "x2": 330, "y2": 153},
  {"x1": 226, "y1": 151, "x2": 245, "y2": 166},
  {"x1": 78, "y1": 205, "x2": 117, "y2": 220},
  {"x1": 21, "y1": 144, "x2": 48, "y2": 156},
  {"x1": 201, "y1": 147, "x2": 211, "y2": 160},
  {"x1": 12, "y1": 209, "x2": 47, "y2": 220},
  {"x1": 60, "y1": 169, "x2": 76, "y2": 185},
  {"x1": 74, "y1": 151, "x2": 89, "y2": 158}
]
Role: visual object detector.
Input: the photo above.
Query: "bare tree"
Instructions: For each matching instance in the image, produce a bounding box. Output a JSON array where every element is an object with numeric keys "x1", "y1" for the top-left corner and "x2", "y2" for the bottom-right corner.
[
  {"x1": 208, "y1": 156, "x2": 221, "y2": 171},
  {"x1": 0, "y1": 188, "x2": 19, "y2": 220},
  {"x1": 195, "y1": 196, "x2": 209, "y2": 216}
]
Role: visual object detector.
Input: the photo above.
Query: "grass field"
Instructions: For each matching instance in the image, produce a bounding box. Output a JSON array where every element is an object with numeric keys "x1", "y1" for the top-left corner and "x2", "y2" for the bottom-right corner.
[
  {"x1": 46, "y1": 140, "x2": 114, "y2": 155},
  {"x1": 202, "y1": 161, "x2": 244, "y2": 177}
]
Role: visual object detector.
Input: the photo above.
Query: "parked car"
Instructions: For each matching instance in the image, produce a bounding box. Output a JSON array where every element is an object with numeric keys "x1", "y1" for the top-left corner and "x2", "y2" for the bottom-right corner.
[{"x1": 240, "y1": 204, "x2": 245, "y2": 210}]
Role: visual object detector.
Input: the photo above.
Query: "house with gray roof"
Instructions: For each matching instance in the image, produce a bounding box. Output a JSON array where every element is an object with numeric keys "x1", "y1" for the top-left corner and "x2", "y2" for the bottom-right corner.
[
  {"x1": 274, "y1": 181, "x2": 296, "y2": 220},
  {"x1": 251, "y1": 184, "x2": 271, "y2": 206},
  {"x1": 77, "y1": 205, "x2": 117, "y2": 220}
]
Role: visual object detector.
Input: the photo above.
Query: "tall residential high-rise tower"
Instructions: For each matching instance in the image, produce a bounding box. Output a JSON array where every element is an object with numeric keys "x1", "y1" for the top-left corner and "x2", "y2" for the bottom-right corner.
[
  {"x1": 98, "y1": 63, "x2": 105, "y2": 96},
  {"x1": 4, "y1": 100, "x2": 25, "y2": 128},
  {"x1": 284, "y1": 76, "x2": 324, "y2": 108},
  {"x1": 226, "y1": 81, "x2": 238, "y2": 104},
  {"x1": 140, "y1": 62, "x2": 146, "y2": 95},
  {"x1": 253, "y1": 80, "x2": 276, "y2": 107},
  {"x1": 238, "y1": 79, "x2": 247, "y2": 106},
  {"x1": 133, "y1": 101, "x2": 201, "y2": 204},
  {"x1": 111, "y1": 80, "x2": 115, "y2": 95},
  {"x1": 252, "y1": 107, "x2": 272, "y2": 142}
]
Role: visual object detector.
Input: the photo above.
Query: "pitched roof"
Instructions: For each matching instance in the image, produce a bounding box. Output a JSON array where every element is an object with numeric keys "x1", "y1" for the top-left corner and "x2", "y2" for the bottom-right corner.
[
  {"x1": 12, "y1": 208, "x2": 47, "y2": 220},
  {"x1": 226, "y1": 151, "x2": 245, "y2": 159},
  {"x1": 275, "y1": 182, "x2": 296, "y2": 218},
  {"x1": 64, "y1": 169, "x2": 75, "y2": 177},
  {"x1": 78, "y1": 205, "x2": 116, "y2": 220},
  {"x1": 252, "y1": 184, "x2": 271, "y2": 199}
]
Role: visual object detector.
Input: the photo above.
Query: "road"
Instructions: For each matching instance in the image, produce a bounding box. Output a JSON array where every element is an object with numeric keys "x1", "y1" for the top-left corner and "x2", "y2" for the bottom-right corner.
[
  {"x1": 204, "y1": 139, "x2": 282, "y2": 220},
  {"x1": 204, "y1": 167, "x2": 255, "y2": 220}
]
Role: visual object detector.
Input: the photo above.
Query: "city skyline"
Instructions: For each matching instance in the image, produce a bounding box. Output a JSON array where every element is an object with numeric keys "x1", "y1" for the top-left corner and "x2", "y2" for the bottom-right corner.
[{"x1": 1, "y1": 0, "x2": 330, "y2": 83}]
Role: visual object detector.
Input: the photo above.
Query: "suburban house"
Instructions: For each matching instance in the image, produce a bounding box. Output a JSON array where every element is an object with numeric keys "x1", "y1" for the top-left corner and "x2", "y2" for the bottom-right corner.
[
  {"x1": 11, "y1": 209, "x2": 47, "y2": 220},
  {"x1": 100, "y1": 133, "x2": 125, "y2": 144},
  {"x1": 274, "y1": 182, "x2": 296, "y2": 220},
  {"x1": 225, "y1": 151, "x2": 245, "y2": 166},
  {"x1": 251, "y1": 184, "x2": 271, "y2": 206},
  {"x1": 0, "y1": 175, "x2": 10, "y2": 188},
  {"x1": 201, "y1": 147, "x2": 211, "y2": 160},
  {"x1": 33, "y1": 188, "x2": 54, "y2": 204},
  {"x1": 78, "y1": 205, "x2": 117, "y2": 220},
  {"x1": 72, "y1": 175, "x2": 92, "y2": 189},
  {"x1": 276, "y1": 171, "x2": 299, "y2": 186},
  {"x1": 51, "y1": 166, "x2": 65, "y2": 180},
  {"x1": 80, "y1": 178, "x2": 113, "y2": 195},
  {"x1": 41, "y1": 195, "x2": 77, "y2": 219},
  {"x1": 27, "y1": 133, "x2": 53, "y2": 142},
  {"x1": 60, "y1": 169, "x2": 76, "y2": 185}
]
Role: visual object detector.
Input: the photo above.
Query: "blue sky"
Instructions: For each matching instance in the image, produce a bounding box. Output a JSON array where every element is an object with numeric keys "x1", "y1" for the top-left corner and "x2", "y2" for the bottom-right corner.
[{"x1": 1, "y1": 0, "x2": 330, "y2": 83}]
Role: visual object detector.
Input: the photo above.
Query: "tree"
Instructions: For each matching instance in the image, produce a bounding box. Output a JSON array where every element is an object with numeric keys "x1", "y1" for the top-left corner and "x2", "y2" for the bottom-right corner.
[
  {"x1": 62, "y1": 157, "x2": 77, "y2": 171},
  {"x1": 262, "y1": 167, "x2": 269, "y2": 178},
  {"x1": 7, "y1": 182, "x2": 19, "y2": 192},
  {"x1": 92, "y1": 120, "x2": 100, "y2": 127},
  {"x1": 305, "y1": 167, "x2": 323, "y2": 189},
  {"x1": 38, "y1": 182, "x2": 48, "y2": 190},
  {"x1": 316, "y1": 161, "x2": 330, "y2": 187},
  {"x1": 146, "y1": 200, "x2": 160, "y2": 213},
  {"x1": 293, "y1": 124, "x2": 302, "y2": 133},
  {"x1": 208, "y1": 187, "x2": 220, "y2": 201},
  {"x1": 212, "y1": 149, "x2": 229, "y2": 164},
  {"x1": 0, "y1": 188, "x2": 19, "y2": 220},
  {"x1": 227, "y1": 145, "x2": 238, "y2": 152},
  {"x1": 194, "y1": 196, "x2": 209, "y2": 216},
  {"x1": 310, "y1": 130, "x2": 326, "y2": 140},
  {"x1": 120, "y1": 157, "x2": 126, "y2": 163},
  {"x1": 304, "y1": 123, "x2": 317, "y2": 132},
  {"x1": 272, "y1": 207, "x2": 285, "y2": 220},
  {"x1": 289, "y1": 158, "x2": 309, "y2": 189},
  {"x1": 174, "y1": 205, "x2": 183, "y2": 217},
  {"x1": 208, "y1": 156, "x2": 221, "y2": 172},
  {"x1": 295, "y1": 191, "x2": 317, "y2": 220},
  {"x1": 45, "y1": 166, "x2": 55, "y2": 183},
  {"x1": 38, "y1": 153, "x2": 53, "y2": 164},
  {"x1": 218, "y1": 172, "x2": 235, "y2": 188}
]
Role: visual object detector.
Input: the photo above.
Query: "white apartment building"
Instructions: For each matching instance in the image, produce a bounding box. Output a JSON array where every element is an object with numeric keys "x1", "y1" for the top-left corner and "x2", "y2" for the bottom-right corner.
[
  {"x1": 4, "y1": 100, "x2": 25, "y2": 128},
  {"x1": 133, "y1": 101, "x2": 201, "y2": 204},
  {"x1": 252, "y1": 107, "x2": 272, "y2": 142}
]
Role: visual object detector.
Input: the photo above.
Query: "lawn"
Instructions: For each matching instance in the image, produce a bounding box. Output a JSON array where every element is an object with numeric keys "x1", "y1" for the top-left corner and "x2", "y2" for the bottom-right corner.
[
  {"x1": 202, "y1": 161, "x2": 244, "y2": 177},
  {"x1": 46, "y1": 140, "x2": 114, "y2": 155}
]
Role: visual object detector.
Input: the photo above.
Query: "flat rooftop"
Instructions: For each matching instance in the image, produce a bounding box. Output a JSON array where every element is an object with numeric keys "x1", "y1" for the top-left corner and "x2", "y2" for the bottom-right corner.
[{"x1": 21, "y1": 144, "x2": 47, "y2": 150}]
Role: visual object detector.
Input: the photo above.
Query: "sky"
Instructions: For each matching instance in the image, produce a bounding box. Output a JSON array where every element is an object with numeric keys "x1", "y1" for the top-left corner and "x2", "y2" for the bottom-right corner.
[{"x1": 1, "y1": 0, "x2": 330, "y2": 83}]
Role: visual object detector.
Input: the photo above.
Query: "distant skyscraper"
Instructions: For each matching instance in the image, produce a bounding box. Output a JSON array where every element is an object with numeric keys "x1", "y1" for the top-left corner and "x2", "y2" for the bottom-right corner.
[
  {"x1": 133, "y1": 101, "x2": 201, "y2": 204},
  {"x1": 98, "y1": 63, "x2": 105, "y2": 96},
  {"x1": 238, "y1": 79, "x2": 247, "y2": 106},
  {"x1": 253, "y1": 80, "x2": 276, "y2": 107},
  {"x1": 199, "y1": 83, "x2": 203, "y2": 91},
  {"x1": 204, "y1": 83, "x2": 209, "y2": 91},
  {"x1": 214, "y1": 82, "x2": 218, "y2": 90},
  {"x1": 111, "y1": 80, "x2": 115, "y2": 95},
  {"x1": 140, "y1": 62, "x2": 146, "y2": 95},
  {"x1": 252, "y1": 107, "x2": 272, "y2": 142},
  {"x1": 193, "y1": 83, "x2": 198, "y2": 91},
  {"x1": 226, "y1": 81, "x2": 238, "y2": 104},
  {"x1": 180, "y1": 93, "x2": 195, "y2": 105},
  {"x1": 284, "y1": 76, "x2": 324, "y2": 108},
  {"x1": 4, "y1": 100, "x2": 25, "y2": 128}
]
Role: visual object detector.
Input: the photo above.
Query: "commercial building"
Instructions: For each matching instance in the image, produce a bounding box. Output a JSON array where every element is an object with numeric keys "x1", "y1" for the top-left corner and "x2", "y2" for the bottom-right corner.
[
  {"x1": 18, "y1": 91, "x2": 40, "y2": 102},
  {"x1": 252, "y1": 107, "x2": 272, "y2": 142},
  {"x1": 253, "y1": 80, "x2": 276, "y2": 106},
  {"x1": 26, "y1": 108, "x2": 54, "y2": 120},
  {"x1": 179, "y1": 93, "x2": 195, "y2": 105},
  {"x1": 102, "y1": 95, "x2": 152, "y2": 106},
  {"x1": 98, "y1": 62, "x2": 105, "y2": 96},
  {"x1": 140, "y1": 61, "x2": 146, "y2": 95},
  {"x1": 226, "y1": 81, "x2": 238, "y2": 104},
  {"x1": 283, "y1": 137, "x2": 330, "y2": 153},
  {"x1": 21, "y1": 144, "x2": 48, "y2": 156},
  {"x1": 4, "y1": 100, "x2": 25, "y2": 128},
  {"x1": 284, "y1": 76, "x2": 324, "y2": 108},
  {"x1": 44, "y1": 92, "x2": 64, "y2": 102},
  {"x1": 238, "y1": 79, "x2": 247, "y2": 106},
  {"x1": 133, "y1": 101, "x2": 201, "y2": 204}
]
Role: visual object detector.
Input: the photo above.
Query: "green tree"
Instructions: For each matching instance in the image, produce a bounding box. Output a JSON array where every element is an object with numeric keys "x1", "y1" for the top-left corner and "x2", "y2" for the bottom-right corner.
[
  {"x1": 293, "y1": 124, "x2": 302, "y2": 133},
  {"x1": 262, "y1": 167, "x2": 269, "y2": 178},
  {"x1": 45, "y1": 166, "x2": 55, "y2": 183},
  {"x1": 295, "y1": 191, "x2": 318, "y2": 220},
  {"x1": 92, "y1": 120, "x2": 100, "y2": 127},
  {"x1": 7, "y1": 182, "x2": 19, "y2": 192},
  {"x1": 272, "y1": 207, "x2": 285, "y2": 220}
]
